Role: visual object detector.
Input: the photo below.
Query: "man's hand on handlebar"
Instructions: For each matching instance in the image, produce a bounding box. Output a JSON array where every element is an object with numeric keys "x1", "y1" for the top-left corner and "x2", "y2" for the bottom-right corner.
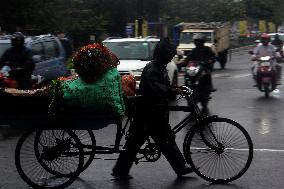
[{"x1": 173, "y1": 86, "x2": 192, "y2": 96}]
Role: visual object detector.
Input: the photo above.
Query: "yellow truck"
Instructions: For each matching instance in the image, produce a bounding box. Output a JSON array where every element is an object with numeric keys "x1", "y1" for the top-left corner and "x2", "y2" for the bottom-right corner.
[{"x1": 174, "y1": 22, "x2": 231, "y2": 69}]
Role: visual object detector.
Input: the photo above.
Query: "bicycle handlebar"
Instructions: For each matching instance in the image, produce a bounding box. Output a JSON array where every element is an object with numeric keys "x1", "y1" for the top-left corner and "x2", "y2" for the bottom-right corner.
[{"x1": 178, "y1": 86, "x2": 193, "y2": 98}]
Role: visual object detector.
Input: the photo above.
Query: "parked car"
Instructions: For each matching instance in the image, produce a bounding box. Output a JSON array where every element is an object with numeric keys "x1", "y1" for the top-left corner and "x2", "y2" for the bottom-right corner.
[
  {"x1": 102, "y1": 37, "x2": 179, "y2": 90},
  {"x1": 0, "y1": 34, "x2": 69, "y2": 82}
]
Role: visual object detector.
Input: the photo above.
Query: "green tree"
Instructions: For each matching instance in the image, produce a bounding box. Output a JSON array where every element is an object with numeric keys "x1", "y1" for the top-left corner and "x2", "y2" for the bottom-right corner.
[{"x1": 1, "y1": 0, "x2": 284, "y2": 41}]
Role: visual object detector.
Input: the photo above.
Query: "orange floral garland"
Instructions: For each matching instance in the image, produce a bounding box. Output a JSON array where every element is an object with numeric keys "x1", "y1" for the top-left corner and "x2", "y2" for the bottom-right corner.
[{"x1": 72, "y1": 43, "x2": 119, "y2": 82}]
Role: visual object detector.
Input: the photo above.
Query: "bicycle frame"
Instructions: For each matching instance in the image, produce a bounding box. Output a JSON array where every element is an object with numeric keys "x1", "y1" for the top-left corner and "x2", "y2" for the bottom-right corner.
[
  {"x1": 171, "y1": 102, "x2": 201, "y2": 135},
  {"x1": 78, "y1": 95, "x2": 202, "y2": 158},
  {"x1": 170, "y1": 93, "x2": 222, "y2": 152},
  {"x1": 15, "y1": 90, "x2": 253, "y2": 189},
  {"x1": 92, "y1": 91, "x2": 221, "y2": 157},
  {"x1": 32, "y1": 91, "x2": 223, "y2": 164}
]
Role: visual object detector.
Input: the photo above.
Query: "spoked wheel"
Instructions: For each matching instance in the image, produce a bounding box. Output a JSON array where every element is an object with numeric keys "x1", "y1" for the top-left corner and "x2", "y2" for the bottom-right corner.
[
  {"x1": 73, "y1": 130, "x2": 96, "y2": 172},
  {"x1": 15, "y1": 129, "x2": 84, "y2": 189},
  {"x1": 183, "y1": 117, "x2": 253, "y2": 184}
]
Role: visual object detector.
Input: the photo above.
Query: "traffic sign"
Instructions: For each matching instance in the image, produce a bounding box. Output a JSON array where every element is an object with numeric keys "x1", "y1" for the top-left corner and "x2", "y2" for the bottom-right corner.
[{"x1": 126, "y1": 25, "x2": 133, "y2": 35}]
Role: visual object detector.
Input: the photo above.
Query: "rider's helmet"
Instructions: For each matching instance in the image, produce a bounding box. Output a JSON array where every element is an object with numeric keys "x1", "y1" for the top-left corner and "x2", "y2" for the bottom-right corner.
[
  {"x1": 193, "y1": 33, "x2": 206, "y2": 41},
  {"x1": 260, "y1": 33, "x2": 271, "y2": 39},
  {"x1": 11, "y1": 32, "x2": 25, "y2": 48},
  {"x1": 260, "y1": 33, "x2": 271, "y2": 46},
  {"x1": 193, "y1": 33, "x2": 206, "y2": 47}
]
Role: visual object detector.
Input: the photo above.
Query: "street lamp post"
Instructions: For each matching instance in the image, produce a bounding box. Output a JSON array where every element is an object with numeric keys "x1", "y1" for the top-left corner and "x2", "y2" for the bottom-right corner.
[{"x1": 137, "y1": 0, "x2": 144, "y2": 37}]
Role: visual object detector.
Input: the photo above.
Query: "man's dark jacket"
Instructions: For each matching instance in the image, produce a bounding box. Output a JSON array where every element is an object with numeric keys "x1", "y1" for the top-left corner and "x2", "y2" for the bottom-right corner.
[
  {"x1": 185, "y1": 46, "x2": 216, "y2": 63},
  {"x1": 139, "y1": 61, "x2": 173, "y2": 105}
]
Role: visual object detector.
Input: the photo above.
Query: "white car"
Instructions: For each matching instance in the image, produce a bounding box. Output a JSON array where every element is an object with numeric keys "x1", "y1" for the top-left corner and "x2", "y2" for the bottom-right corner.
[
  {"x1": 268, "y1": 33, "x2": 284, "y2": 41},
  {"x1": 103, "y1": 37, "x2": 179, "y2": 90}
]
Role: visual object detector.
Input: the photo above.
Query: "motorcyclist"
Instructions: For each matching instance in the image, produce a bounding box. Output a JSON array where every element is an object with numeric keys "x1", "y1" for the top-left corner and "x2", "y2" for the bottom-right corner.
[
  {"x1": 271, "y1": 34, "x2": 283, "y2": 50},
  {"x1": 0, "y1": 32, "x2": 35, "y2": 89},
  {"x1": 112, "y1": 38, "x2": 193, "y2": 179},
  {"x1": 271, "y1": 34, "x2": 283, "y2": 60},
  {"x1": 183, "y1": 33, "x2": 217, "y2": 92},
  {"x1": 251, "y1": 33, "x2": 282, "y2": 85}
]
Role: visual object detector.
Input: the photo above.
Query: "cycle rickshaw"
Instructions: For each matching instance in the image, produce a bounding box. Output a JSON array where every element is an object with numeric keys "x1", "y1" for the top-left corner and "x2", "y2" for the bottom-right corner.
[{"x1": 6, "y1": 86, "x2": 253, "y2": 189}]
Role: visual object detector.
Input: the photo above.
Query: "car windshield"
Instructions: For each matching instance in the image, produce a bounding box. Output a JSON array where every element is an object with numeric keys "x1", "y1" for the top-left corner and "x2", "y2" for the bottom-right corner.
[
  {"x1": 103, "y1": 41, "x2": 151, "y2": 60},
  {"x1": 0, "y1": 43, "x2": 11, "y2": 57},
  {"x1": 179, "y1": 32, "x2": 213, "y2": 43}
]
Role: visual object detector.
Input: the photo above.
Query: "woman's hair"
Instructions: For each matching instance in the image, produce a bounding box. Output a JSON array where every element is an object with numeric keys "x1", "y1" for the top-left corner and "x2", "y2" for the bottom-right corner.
[{"x1": 72, "y1": 43, "x2": 119, "y2": 83}]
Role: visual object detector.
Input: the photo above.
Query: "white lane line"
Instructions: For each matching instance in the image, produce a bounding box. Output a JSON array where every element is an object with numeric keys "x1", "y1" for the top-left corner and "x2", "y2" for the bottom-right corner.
[
  {"x1": 179, "y1": 73, "x2": 284, "y2": 79},
  {"x1": 191, "y1": 148, "x2": 284, "y2": 152},
  {"x1": 231, "y1": 73, "x2": 251, "y2": 78},
  {"x1": 212, "y1": 73, "x2": 230, "y2": 78},
  {"x1": 253, "y1": 149, "x2": 284, "y2": 152},
  {"x1": 212, "y1": 73, "x2": 251, "y2": 79}
]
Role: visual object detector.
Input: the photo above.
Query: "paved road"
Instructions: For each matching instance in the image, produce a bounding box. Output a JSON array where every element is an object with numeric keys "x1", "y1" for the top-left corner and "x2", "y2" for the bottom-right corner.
[{"x1": 1, "y1": 49, "x2": 284, "y2": 189}]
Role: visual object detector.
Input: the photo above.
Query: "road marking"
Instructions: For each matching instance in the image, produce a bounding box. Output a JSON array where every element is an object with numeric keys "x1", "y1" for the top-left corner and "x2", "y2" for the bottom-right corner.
[
  {"x1": 180, "y1": 72, "x2": 252, "y2": 79},
  {"x1": 213, "y1": 73, "x2": 251, "y2": 78},
  {"x1": 191, "y1": 147, "x2": 284, "y2": 152},
  {"x1": 213, "y1": 73, "x2": 230, "y2": 78},
  {"x1": 229, "y1": 148, "x2": 284, "y2": 152},
  {"x1": 253, "y1": 148, "x2": 284, "y2": 152},
  {"x1": 231, "y1": 73, "x2": 251, "y2": 78}
]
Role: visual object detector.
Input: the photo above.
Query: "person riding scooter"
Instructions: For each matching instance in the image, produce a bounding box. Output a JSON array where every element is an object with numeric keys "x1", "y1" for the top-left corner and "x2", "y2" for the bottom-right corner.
[
  {"x1": 251, "y1": 33, "x2": 282, "y2": 86},
  {"x1": 0, "y1": 32, "x2": 35, "y2": 89},
  {"x1": 271, "y1": 34, "x2": 284, "y2": 61},
  {"x1": 182, "y1": 33, "x2": 216, "y2": 92},
  {"x1": 271, "y1": 34, "x2": 283, "y2": 50}
]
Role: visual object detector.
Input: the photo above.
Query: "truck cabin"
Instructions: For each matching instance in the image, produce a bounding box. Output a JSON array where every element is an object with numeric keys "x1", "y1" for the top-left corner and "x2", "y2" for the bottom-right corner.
[
  {"x1": 179, "y1": 30, "x2": 214, "y2": 44},
  {"x1": 177, "y1": 30, "x2": 215, "y2": 57}
]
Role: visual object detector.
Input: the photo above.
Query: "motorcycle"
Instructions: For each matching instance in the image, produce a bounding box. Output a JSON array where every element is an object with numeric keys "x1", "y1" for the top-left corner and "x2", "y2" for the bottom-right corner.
[
  {"x1": 254, "y1": 56, "x2": 277, "y2": 98},
  {"x1": 0, "y1": 65, "x2": 45, "y2": 89},
  {"x1": 184, "y1": 61, "x2": 211, "y2": 109}
]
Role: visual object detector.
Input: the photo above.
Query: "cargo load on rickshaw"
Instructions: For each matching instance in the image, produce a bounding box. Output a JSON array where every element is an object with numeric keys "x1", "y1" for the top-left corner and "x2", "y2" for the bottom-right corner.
[{"x1": 0, "y1": 43, "x2": 127, "y2": 129}]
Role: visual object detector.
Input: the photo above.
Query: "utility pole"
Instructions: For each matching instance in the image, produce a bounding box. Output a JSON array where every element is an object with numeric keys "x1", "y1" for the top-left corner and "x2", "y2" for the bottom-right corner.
[{"x1": 137, "y1": 0, "x2": 144, "y2": 37}]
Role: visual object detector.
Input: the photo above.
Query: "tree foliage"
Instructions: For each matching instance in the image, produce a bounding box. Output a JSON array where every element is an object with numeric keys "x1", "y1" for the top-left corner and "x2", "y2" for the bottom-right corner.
[{"x1": 1, "y1": 0, "x2": 284, "y2": 44}]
